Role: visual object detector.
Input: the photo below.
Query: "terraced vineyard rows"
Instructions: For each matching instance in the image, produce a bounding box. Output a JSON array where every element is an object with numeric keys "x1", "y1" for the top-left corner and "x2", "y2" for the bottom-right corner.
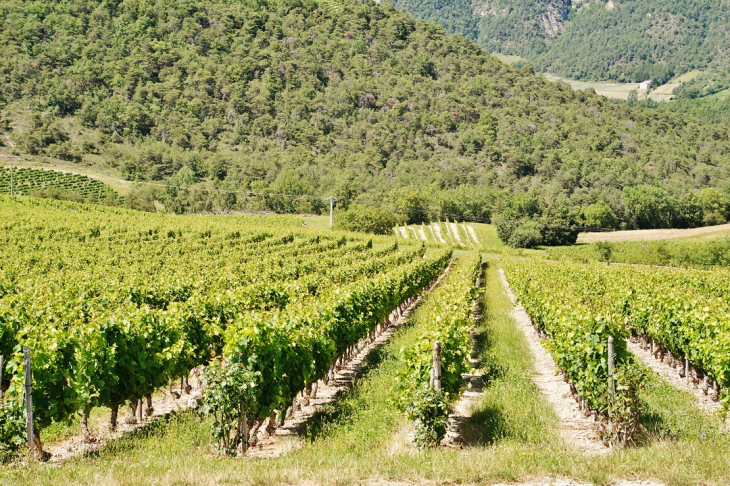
[
  {"x1": 0, "y1": 195, "x2": 450, "y2": 458},
  {"x1": 0, "y1": 167, "x2": 122, "y2": 203}
]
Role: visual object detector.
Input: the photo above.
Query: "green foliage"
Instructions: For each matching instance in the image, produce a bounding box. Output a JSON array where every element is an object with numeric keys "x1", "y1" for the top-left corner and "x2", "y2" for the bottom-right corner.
[
  {"x1": 0, "y1": 400, "x2": 25, "y2": 463},
  {"x1": 395, "y1": 0, "x2": 730, "y2": 84},
  {"x1": 399, "y1": 254, "x2": 480, "y2": 445},
  {"x1": 622, "y1": 186, "x2": 707, "y2": 230},
  {"x1": 0, "y1": 168, "x2": 121, "y2": 205},
  {"x1": 502, "y1": 256, "x2": 640, "y2": 425},
  {"x1": 499, "y1": 218, "x2": 578, "y2": 248},
  {"x1": 508, "y1": 222, "x2": 543, "y2": 249},
  {"x1": 1, "y1": 0, "x2": 730, "y2": 225},
  {"x1": 606, "y1": 364, "x2": 646, "y2": 447},
  {"x1": 335, "y1": 204, "x2": 398, "y2": 235},
  {"x1": 584, "y1": 201, "x2": 619, "y2": 229},
  {"x1": 0, "y1": 194, "x2": 449, "y2": 457},
  {"x1": 595, "y1": 242, "x2": 613, "y2": 265},
  {"x1": 198, "y1": 359, "x2": 258, "y2": 456},
  {"x1": 552, "y1": 237, "x2": 730, "y2": 269},
  {"x1": 405, "y1": 386, "x2": 450, "y2": 448}
]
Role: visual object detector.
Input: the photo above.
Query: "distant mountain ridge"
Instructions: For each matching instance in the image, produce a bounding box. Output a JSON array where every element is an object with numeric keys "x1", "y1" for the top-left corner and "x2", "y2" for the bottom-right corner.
[
  {"x1": 1, "y1": 0, "x2": 730, "y2": 232},
  {"x1": 393, "y1": 0, "x2": 730, "y2": 85}
]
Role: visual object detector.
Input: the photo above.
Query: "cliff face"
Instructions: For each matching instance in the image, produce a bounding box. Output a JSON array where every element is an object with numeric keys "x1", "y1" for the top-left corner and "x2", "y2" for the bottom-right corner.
[
  {"x1": 471, "y1": 0, "x2": 571, "y2": 40},
  {"x1": 539, "y1": 1, "x2": 571, "y2": 38}
]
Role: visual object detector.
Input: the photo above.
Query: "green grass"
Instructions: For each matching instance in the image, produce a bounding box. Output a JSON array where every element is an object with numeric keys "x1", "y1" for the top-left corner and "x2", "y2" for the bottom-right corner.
[{"x1": 4, "y1": 255, "x2": 730, "y2": 485}]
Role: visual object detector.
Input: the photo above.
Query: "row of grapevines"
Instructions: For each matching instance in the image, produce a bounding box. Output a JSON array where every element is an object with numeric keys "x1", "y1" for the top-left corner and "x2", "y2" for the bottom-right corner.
[
  {"x1": 511, "y1": 256, "x2": 730, "y2": 407},
  {"x1": 0, "y1": 196, "x2": 435, "y2": 455},
  {"x1": 400, "y1": 253, "x2": 481, "y2": 394},
  {"x1": 397, "y1": 253, "x2": 481, "y2": 447},
  {"x1": 223, "y1": 250, "x2": 453, "y2": 418},
  {"x1": 0, "y1": 244, "x2": 427, "y2": 427},
  {"x1": 501, "y1": 256, "x2": 640, "y2": 430}
]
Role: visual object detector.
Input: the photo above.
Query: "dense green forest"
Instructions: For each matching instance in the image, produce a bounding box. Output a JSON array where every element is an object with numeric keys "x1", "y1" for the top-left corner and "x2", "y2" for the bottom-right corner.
[
  {"x1": 392, "y1": 0, "x2": 730, "y2": 85},
  {"x1": 1, "y1": 0, "x2": 730, "y2": 236}
]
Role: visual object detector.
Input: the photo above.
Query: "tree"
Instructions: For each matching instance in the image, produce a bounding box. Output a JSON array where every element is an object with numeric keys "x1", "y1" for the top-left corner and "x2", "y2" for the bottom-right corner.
[
  {"x1": 584, "y1": 201, "x2": 619, "y2": 229},
  {"x1": 622, "y1": 186, "x2": 676, "y2": 229},
  {"x1": 335, "y1": 204, "x2": 397, "y2": 235}
]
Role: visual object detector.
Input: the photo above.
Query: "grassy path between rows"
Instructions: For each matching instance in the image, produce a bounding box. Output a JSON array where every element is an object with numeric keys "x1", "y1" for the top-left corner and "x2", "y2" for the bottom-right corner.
[{"x1": 4, "y1": 255, "x2": 730, "y2": 485}]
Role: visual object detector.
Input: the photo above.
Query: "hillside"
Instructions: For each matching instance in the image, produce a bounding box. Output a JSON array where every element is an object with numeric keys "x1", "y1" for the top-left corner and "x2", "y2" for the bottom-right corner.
[
  {"x1": 393, "y1": 0, "x2": 730, "y2": 84},
  {"x1": 1, "y1": 0, "x2": 730, "y2": 231}
]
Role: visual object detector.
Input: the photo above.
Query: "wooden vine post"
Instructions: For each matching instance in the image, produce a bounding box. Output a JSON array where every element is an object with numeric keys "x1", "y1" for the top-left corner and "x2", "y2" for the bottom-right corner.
[
  {"x1": 0, "y1": 354, "x2": 4, "y2": 400},
  {"x1": 432, "y1": 341, "x2": 442, "y2": 390},
  {"x1": 607, "y1": 336, "x2": 615, "y2": 428},
  {"x1": 608, "y1": 336, "x2": 615, "y2": 397},
  {"x1": 238, "y1": 403, "x2": 248, "y2": 454},
  {"x1": 23, "y1": 346, "x2": 34, "y2": 450}
]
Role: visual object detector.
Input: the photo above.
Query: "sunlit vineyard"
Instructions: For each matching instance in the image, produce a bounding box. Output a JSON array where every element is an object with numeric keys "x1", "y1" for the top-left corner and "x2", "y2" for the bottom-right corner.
[
  {"x1": 549, "y1": 237, "x2": 730, "y2": 269},
  {"x1": 0, "y1": 167, "x2": 121, "y2": 204},
  {"x1": 0, "y1": 195, "x2": 457, "y2": 459},
  {"x1": 502, "y1": 254, "x2": 730, "y2": 443}
]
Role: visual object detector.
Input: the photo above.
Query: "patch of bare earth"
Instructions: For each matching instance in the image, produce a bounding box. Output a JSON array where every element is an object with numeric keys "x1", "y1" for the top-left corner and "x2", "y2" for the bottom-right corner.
[
  {"x1": 498, "y1": 268, "x2": 608, "y2": 455},
  {"x1": 45, "y1": 377, "x2": 202, "y2": 462},
  {"x1": 247, "y1": 262, "x2": 454, "y2": 458},
  {"x1": 626, "y1": 338, "x2": 724, "y2": 416}
]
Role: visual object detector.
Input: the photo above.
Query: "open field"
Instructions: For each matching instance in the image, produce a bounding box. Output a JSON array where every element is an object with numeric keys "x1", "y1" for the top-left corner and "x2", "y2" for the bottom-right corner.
[
  {"x1": 543, "y1": 75, "x2": 676, "y2": 102},
  {"x1": 577, "y1": 223, "x2": 730, "y2": 243},
  {"x1": 491, "y1": 52, "x2": 527, "y2": 65}
]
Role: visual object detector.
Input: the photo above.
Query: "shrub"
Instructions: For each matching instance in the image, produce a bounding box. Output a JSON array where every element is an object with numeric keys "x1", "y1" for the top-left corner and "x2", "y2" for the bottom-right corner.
[
  {"x1": 335, "y1": 203, "x2": 397, "y2": 235},
  {"x1": 405, "y1": 386, "x2": 450, "y2": 448},
  {"x1": 0, "y1": 400, "x2": 25, "y2": 463},
  {"x1": 507, "y1": 222, "x2": 543, "y2": 248}
]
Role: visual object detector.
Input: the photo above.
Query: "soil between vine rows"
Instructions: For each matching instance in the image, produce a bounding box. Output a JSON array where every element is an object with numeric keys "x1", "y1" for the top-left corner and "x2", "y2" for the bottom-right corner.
[{"x1": 497, "y1": 267, "x2": 608, "y2": 455}]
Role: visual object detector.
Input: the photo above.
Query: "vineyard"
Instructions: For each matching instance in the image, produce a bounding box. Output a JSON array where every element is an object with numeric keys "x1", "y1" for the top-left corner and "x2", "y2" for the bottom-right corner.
[
  {"x1": 502, "y1": 254, "x2": 730, "y2": 443},
  {"x1": 395, "y1": 222, "x2": 482, "y2": 247},
  {"x1": 0, "y1": 195, "x2": 458, "y2": 460},
  {"x1": 3, "y1": 195, "x2": 730, "y2": 485},
  {"x1": 0, "y1": 167, "x2": 122, "y2": 204},
  {"x1": 549, "y1": 237, "x2": 730, "y2": 269}
]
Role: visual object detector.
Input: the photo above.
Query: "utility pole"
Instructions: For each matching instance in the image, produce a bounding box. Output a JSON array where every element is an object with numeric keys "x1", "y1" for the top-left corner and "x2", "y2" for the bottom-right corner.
[
  {"x1": 328, "y1": 197, "x2": 335, "y2": 228},
  {"x1": 10, "y1": 163, "x2": 14, "y2": 197}
]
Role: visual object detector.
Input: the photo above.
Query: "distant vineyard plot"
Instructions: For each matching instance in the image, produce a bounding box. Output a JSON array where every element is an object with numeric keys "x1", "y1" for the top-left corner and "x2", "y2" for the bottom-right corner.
[
  {"x1": 0, "y1": 167, "x2": 122, "y2": 204},
  {"x1": 395, "y1": 222, "x2": 482, "y2": 247}
]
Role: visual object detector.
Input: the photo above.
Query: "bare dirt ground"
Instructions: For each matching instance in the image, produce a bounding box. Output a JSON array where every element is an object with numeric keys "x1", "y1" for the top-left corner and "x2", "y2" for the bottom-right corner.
[
  {"x1": 247, "y1": 262, "x2": 454, "y2": 458},
  {"x1": 578, "y1": 224, "x2": 730, "y2": 243},
  {"x1": 498, "y1": 268, "x2": 608, "y2": 455},
  {"x1": 45, "y1": 377, "x2": 202, "y2": 462},
  {"x1": 626, "y1": 339, "x2": 723, "y2": 415}
]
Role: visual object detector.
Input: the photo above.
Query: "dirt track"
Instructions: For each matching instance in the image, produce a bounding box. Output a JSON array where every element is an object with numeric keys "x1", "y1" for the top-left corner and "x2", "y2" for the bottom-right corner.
[{"x1": 578, "y1": 224, "x2": 730, "y2": 243}]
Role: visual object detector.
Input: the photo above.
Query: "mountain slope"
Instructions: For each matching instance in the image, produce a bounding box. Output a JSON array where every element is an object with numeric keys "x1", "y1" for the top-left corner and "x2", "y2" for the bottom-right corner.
[
  {"x1": 393, "y1": 0, "x2": 730, "y2": 84},
  {"x1": 1, "y1": 0, "x2": 730, "y2": 229}
]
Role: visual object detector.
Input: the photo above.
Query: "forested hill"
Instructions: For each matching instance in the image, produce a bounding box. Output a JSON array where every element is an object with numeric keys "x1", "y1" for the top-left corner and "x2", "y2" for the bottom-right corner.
[
  {"x1": 1, "y1": 0, "x2": 730, "y2": 230},
  {"x1": 392, "y1": 0, "x2": 730, "y2": 84}
]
